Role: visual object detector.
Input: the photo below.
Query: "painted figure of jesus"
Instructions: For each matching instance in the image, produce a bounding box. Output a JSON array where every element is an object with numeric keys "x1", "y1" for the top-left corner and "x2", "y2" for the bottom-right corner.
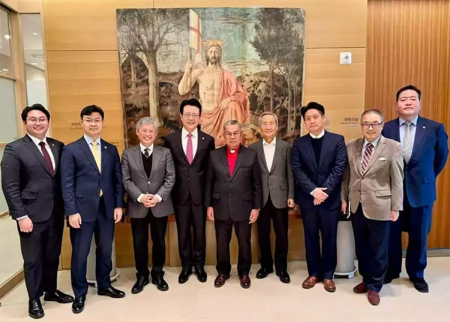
[{"x1": 178, "y1": 40, "x2": 250, "y2": 146}]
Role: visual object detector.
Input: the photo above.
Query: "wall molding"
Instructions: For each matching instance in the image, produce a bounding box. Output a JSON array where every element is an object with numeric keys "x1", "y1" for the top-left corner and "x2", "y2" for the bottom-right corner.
[{"x1": 0, "y1": 270, "x2": 24, "y2": 299}]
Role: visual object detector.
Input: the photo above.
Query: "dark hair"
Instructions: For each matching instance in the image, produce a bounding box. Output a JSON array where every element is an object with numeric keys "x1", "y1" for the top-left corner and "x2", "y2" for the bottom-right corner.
[
  {"x1": 361, "y1": 109, "x2": 384, "y2": 122},
  {"x1": 180, "y1": 99, "x2": 202, "y2": 115},
  {"x1": 396, "y1": 85, "x2": 421, "y2": 101},
  {"x1": 80, "y1": 105, "x2": 105, "y2": 120},
  {"x1": 300, "y1": 102, "x2": 325, "y2": 118},
  {"x1": 21, "y1": 104, "x2": 50, "y2": 122}
]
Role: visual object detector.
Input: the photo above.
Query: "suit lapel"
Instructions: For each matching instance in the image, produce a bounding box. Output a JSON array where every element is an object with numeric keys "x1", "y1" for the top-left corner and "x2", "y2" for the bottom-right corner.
[
  {"x1": 363, "y1": 136, "x2": 386, "y2": 174},
  {"x1": 23, "y1": 136, "x2": 52, "y2": 175},
  {"x1": 150, "y1": 146, "x2": 161, "y2": 180},
  {"x1": 256, "y1": 140, "x2": 269, "y2": 172},
  {"x1": 219, "y1": 147, "x2": 230, "y2": 178},
  {"x1": 230, "y1": 147, "x2": 245, "y2": 180},
  {"x1": 131, "y1": 145, "x2": 147, "y2": 178},
  {"x1": 392, "y1": 118, "x2": 401, "y2": 142},
  {"x1": 269, "y1": 139, "x2": 282, "y2": 173},
  {"x1": 48, "y1": 139, "x2": 59, "y2": 174},
  {"x1": 100, "y1": 140, "x2": 107, "y2": 174},
  {"x1": 192, "y1": 131, "x2": 205, "y2": 165},
  {"x1": 176, "y1": 129, "x2": 190, "y2": 166},
  {"x1": 355, "y1": 138, "x2": 364, "y2": 176},
  {"x1": 78, "y1": 138, "x2": 100, "y2": 174},
  {"x1": 410, "y1": 117, "x2": 426, "y2": 162},
  {"x1": 318, "y1": 132, "x2": 328, "y2": 171},
  {"x1": 305, "y1": 136, "x2": 318, "y2": 170}
]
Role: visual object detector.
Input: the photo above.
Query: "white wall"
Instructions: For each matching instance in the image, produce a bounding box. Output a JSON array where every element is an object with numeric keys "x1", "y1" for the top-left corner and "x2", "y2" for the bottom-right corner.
[{"x1": 25, "y1": 64, "x2": 48, "y2": 108}]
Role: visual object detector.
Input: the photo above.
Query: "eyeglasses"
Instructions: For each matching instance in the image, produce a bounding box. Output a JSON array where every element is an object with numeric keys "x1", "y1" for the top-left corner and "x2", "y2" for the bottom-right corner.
[
  {"x1": 224, "y1": 132, "x2": 240, "y2": 138},
  {"x1": 361, "y1": 122, "x2": 383, "y2": 129},
  {"x1": 27, "y1": 117, "x2": 48, "y2": 124},
  {"x1": 183, "y1": 113, "x2": 200, "y2": 119}
]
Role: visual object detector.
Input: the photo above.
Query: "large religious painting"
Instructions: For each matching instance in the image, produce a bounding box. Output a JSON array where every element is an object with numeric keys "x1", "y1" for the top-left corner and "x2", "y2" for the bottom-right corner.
[{"x1": 117, "y1": 8, "x2": 305, "y2": 147}]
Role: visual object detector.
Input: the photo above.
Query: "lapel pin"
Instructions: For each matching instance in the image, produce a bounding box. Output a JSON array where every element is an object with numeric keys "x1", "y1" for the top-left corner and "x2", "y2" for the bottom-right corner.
[
  {"x1": 52, "y1": 144, "x2": 54, "y2": 146},
  {"x1": 202, "y1": 137, "x2": 205, "y2": 140},
  {"x1": 104, "y1": 146, "x2": 107, "y2": 149},
  {"x1": 423, "y1": 126, "x2": 426, "y2": 129}
]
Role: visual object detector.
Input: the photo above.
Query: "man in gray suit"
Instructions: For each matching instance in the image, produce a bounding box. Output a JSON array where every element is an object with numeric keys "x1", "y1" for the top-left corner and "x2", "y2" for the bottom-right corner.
[
  {"x1": 122, "y1": 117, "x2": 175, "y2": 294},
  {"x1": 249, "y1": 112, "x2": 294, "y2": 283},
  {"x1": 341, "y1": 109, "x2": 403, "y2": 306}
]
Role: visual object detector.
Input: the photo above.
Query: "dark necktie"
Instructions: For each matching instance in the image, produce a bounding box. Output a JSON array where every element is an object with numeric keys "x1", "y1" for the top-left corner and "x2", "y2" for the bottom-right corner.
[
  {"x1": 361, "y1": 143, "x2": 373, "y2": 173},
  {"x1": 39, "y1": 142, "x2": 54, "y2": 175},
  {"x1": 144, "y1": 148, "x2": 150, "y2": 158}
]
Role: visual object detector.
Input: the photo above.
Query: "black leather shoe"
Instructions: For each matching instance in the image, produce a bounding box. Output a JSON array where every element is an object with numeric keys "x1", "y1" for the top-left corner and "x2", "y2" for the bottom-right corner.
[
  {"x1": 410, "y1": 277, "x2": 429, "y2": 293},
  {"x1": 179, "y1": 267, "x2": 192, "y2": 284},
  {"x1": 29, "y1": 299, "x2": 44, "y2": 319},
  {"x1": 44, "y1": 290, "x2": 74, "y2": 303},
  {"x1": 152, "y1": 275, "x2": 169, "y2": 291},
  {"x1": 276, "y1": 270, "x2": 291, "y2": 284},
  {"x1": 194, "y1": 266, "x2": 207, "y2": 283},
  {"x1": 132, "y1": 276, "x2": 149, "y2": 294},
  {"x1": 71, "y1": 295, "x2": 85, "y2": 314},
  {"x1": 256, "y1": 267, "x2": 274, "y2": 279},
  {"x1": 384, "y1": 274, "x2": 399, "y2": 284},
  {"x1": 98, "y1": 286, "x2": 126, "y2": 298}
]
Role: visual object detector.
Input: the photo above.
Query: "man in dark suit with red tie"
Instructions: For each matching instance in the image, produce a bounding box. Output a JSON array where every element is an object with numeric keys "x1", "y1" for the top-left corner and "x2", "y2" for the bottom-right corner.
[
  {"x1": 1, "y1": 104, "x2": 73, "y2": 319},
  {"x1": 205, "y1": 120, "x2": 262, "y2": 289},
  {"x1": 164, "y1": 99, "x2": 215, "y2": 284}
]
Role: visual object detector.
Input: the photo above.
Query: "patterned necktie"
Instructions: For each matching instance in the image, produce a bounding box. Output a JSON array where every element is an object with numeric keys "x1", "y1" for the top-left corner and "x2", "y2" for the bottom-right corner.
[
  {"x1": 402, "y1": 122, "x2": 413, "y2": 163},
  {"x1": 144, "y1": 147, "x2": 150, "y2": 158},
  {"x1": 361, "y1": 143, "x2": 373, "y2": 173},
  {"x1": 39, "y1": 142, "x2": 54, "y2": 175},
  {"x1": 90, "y1": 140, "x2": 101, "y2": 172},
  {"x1": 186, "y1": 133, "x2": 193, "y2": 164}
]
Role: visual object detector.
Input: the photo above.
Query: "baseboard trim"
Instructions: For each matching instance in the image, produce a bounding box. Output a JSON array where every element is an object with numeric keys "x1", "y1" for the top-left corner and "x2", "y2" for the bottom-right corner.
[
  {"x1": 0, "y1": 270, "x2": 24, "y2": 299},
  {"x1": 0, "y1": 211, "x2": 9, "y2": 219}
]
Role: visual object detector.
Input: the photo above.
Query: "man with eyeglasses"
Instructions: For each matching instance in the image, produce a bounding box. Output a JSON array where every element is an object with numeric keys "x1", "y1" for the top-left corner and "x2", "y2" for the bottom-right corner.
[
  {"x1": 382, "y1": 85, "x2": 448, "y2": 292},
  {"x1": 205, "y1": 120, "x2": 262, "y2": 289},
  {"x1": 164, "y1": 99, "x2": 215, "y2": 284},
  {"x1": 1, "y1": 104, "x2": 74, "y2": 319},
  {"x1": 61, "y1": 105, "x2": 125, "y2": 314},
  {"x1": 342, "y1": 109, "x2": 404, "y2": 305}
]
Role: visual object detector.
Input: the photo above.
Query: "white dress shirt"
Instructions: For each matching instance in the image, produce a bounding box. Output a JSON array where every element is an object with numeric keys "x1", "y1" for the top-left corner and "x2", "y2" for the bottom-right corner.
[
  {"x1": 263, "y1": 137, "x2": 276, "y2": 171},
  {"x1": 27, "y1": 134, "x2": 56, "y2": 169},
  {"x1": 181, "y1": 127, "x2": 198, "y2": 158},
  {"x1": 137, "y1": 143, "x2": 162, "y2": 203},
  {"x1": 309, "y1": 130, "x2": 325, "y2": 139}
]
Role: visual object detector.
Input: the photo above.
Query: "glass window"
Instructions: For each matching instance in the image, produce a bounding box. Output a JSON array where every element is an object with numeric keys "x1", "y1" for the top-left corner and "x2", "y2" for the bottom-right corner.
[
  {"x1": 0, "y1": 7, "x2": 14, "y2": 77},
  {"x1": 0, "y1": 77, "x2": 18, "y2": 142}
]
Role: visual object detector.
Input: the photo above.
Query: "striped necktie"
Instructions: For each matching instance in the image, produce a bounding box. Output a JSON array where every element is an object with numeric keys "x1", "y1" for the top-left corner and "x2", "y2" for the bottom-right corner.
[{"x1": 361, "y1": 143, "x2": 373, "y2": 173}]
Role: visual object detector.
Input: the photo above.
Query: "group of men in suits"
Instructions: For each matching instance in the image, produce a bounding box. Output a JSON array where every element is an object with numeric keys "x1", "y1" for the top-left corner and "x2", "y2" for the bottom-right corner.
[{"x1": 1, "y1": 84, "x2": 448, "y2": 318}]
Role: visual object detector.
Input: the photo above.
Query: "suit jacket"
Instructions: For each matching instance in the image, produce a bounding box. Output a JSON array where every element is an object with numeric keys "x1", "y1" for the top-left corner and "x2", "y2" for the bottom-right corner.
[
  {"x1": 249, "y1": 139, "x2": 294, "y2": 209},
  {"x1": 61, "y1": 137, "x2": 124, "y2": 222},
  {"x1": 1, "y1": 135, "x2": 64, "y2": 222},
  {"x1": 291, "y1": 131, "x2": 347, "y2": 211},
  {"x1": 341, "y1": 136, "x2": 404, "y2": 221},
  {"x1": 164, "y1": 129, "x2": 215, "y2": 205},
  {"x1": 382, "y1": 116, "x2": 448, "y2": 207},
  {"x1": 204, "y1": 146, "x2": 263, "y2": 221},
  {"x1": 122, "y1": 145, "x2": 175, "y2": 218}
]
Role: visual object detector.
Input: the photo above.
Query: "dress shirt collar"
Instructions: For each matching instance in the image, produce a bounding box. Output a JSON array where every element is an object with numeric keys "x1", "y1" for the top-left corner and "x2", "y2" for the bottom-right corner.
[
  {"x1": 263, "y1": 137, "x2": 276, "y2": 146},
  {"x1": 399, "y1": 116, "x2": 418, "y2": 126},
  {"x1": 182, "y1": 127, "x2": 198, "y2": 138},
  {"x1": 309, "y1": 130, "x2": 325, "y2": 139},
  {"x1": 140, "y1": 143, "x2": 154, "y2": 154},
  {"x1": 27, "y1": 133, "x2": 48, "y2": 146},
  {"x1": 227, "y1": 145, "x2": 240, "y2": 154},
  {"x1": 84, "y1": 134, "x2": 101, "y2": 146},
  {"x1": 364, "y1": 135, "x2": 381, "y2": 148}
]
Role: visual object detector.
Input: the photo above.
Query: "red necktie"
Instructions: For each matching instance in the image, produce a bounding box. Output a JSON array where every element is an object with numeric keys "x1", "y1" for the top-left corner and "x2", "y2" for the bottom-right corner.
[
  {"x1": 39, "y1": 142, "x2": 54, "y2": 175},
  {"x1": 186, "y1": 133, "x2": 193, "y2": 164},
  {"x1": 361, "y1": 143, "x2": 373, "y2": 173}
]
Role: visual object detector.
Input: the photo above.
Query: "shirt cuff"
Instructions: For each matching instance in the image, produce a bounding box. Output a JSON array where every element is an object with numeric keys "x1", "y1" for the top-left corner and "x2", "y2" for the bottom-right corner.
[
  {"x1": 155, "y1": 194, "x2": 162, "y2": 202},
  {"x1": 310, "y1": 189, "x2": 315, "y2": 196},
  {"x1": 16, "y1": 215, "x2": 28, "y2": 220},
  {"x1": 137, "y1": 194, "x2": 144, "y2": 203}
]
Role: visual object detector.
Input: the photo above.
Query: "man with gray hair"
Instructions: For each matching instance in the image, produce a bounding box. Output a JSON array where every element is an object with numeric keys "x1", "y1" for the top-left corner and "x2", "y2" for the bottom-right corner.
[
  {"x1": 122, "y1": 117, "x2": 175, "y2": 294},
  {"x1": 205, "y1": 120, "x2": 262, "y2": 289},
  {"x1": 249, "y1": 112, "x2": 295, "y2": 283}
]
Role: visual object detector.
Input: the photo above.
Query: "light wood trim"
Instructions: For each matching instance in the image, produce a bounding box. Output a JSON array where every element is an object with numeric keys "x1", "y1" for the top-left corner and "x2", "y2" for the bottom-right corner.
[
  {"x1": 0, "y1": 0, "x2": 19, "y2": 12},
  {"x1": 18, "y1": 0, "x2": 42, "y2": 13},
  {"x1": 0, "y1": 270, "x2": 24, "y2": 299},
  {"x1": 0, "y1": 73, "x2": 16, "y2": 81},
  {"x1": 0, "y1": 211, "x2": 9, "y2": 219}
]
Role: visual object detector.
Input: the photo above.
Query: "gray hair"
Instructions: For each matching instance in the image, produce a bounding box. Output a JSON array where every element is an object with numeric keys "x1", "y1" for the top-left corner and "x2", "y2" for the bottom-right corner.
[
  {"x1": 136, "y1": 117, "x2": 159, "y2": 131},
  {"x1": 258, "y1": 112, "x2": 278, "y2": 126},
  {"x1": 223, "y1": 120, "x2": 242, "y2": 132},
  {"x1": 361, "y1": 109, "x2": 384, "y2": 123}
]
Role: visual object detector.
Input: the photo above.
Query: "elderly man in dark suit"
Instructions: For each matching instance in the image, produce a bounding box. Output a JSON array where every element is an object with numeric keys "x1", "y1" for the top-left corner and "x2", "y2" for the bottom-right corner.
[
  {"x1": 122, "y1": 117, "x2": 175, "y2": 294},
  {"x1": 205, "y1": 120, "x2": 262, "y2": 289},
  {"x1": 249, "y1": 112, "x2": 295, "y2": 284},
  {"x1": 2, "y1": 104, "x2": 74, "y2": 319}
]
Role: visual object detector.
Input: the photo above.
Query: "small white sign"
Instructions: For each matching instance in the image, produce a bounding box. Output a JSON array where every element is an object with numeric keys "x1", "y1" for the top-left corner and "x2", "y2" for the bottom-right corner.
[{"x1": 340, "y1": 52, "x2": 352, "y2": 65}]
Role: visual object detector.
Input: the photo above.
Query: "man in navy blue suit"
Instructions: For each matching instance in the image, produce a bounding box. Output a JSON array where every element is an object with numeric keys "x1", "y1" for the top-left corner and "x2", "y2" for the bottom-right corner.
[
  {"x1": 383, "y1": 85, "x2": 448, "y2": 293},
  {"x1": 61, "y1": 105, "x2": 125, "y2": 314},
  {"x1": 291, "y1": 102, "x2": 347, "y2": 293}
]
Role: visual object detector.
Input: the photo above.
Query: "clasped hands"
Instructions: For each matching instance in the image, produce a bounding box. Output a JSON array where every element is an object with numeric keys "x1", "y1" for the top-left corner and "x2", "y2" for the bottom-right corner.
[
  {"x1": 140, "y1": 194, "x2": 159, "y2": 208},
  {"x1": 312, "y1": 187, "x2": 328, "y2": 206},
  {"x1": 207, "y1": 207, "x2": 260, "y2": 224}
]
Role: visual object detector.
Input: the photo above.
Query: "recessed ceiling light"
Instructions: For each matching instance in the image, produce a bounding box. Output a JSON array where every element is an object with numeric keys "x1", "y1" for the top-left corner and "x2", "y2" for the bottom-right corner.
[
  {"x1": 4, "y1": 35, "x2": 10, "y2": 39},
  {"x1": 2, "y1": 68, "x2": 9, "y2": 72},
  {"x1": 31, "y1": 63, "x2": 38, "y2": 65},
  {"x1": 33, "y1": 32, "x2": 38, "y2": 36}
]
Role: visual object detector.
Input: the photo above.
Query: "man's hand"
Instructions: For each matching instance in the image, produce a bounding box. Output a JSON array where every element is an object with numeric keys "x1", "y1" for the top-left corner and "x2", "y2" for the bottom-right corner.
[
  {"x1": 313, "y1": 198, "x2": 323, "y2": 206},
  {"x1": 249, "y1": 209, "x2": 260, "y2": 224},
  {"x1": 69, "y1": 213, "x2": 82, "y2": 229},
  {"x1": 207, "y1": 207, "x2": 214, "y2": 221},
  {"x1": 18, "y1": 217, "x2": 33, "y2": 233},
  {"x1": 311, "y1": 188, "x2": 328, "y2": 202},
  {"x1": 141, "y1": 194, "x2": 154, "y2": 208},
  {"x1": 287, "y1": 199, "x2": 295, "y2": 208},
  {"x1": 341, "y1": 201, "x2": 348, "y2": 215},
  {"x1": 390, "y1": 210, "x2": 399, "y2": 222},
  {"x1": 147, "y1": 194, "x2": 159, "y2": 208},
  {"x1": 114, "y1": 208, "x2": 123, "y2": 223}
]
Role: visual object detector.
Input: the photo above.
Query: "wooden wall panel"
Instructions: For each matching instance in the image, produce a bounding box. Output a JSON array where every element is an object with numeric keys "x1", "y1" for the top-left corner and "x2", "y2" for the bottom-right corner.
[
  {"x1": 366, "y1": 0, "x2": 450, "y2": 248},
  {"x1": 43, "y1": 0, "x2": 368, "y2": 268}
]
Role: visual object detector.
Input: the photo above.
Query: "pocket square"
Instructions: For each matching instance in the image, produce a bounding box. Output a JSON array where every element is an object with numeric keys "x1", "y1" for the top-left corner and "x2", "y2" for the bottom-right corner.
[{"x1": 378, "y1": 157, "x2": 387, "y2": 160}]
